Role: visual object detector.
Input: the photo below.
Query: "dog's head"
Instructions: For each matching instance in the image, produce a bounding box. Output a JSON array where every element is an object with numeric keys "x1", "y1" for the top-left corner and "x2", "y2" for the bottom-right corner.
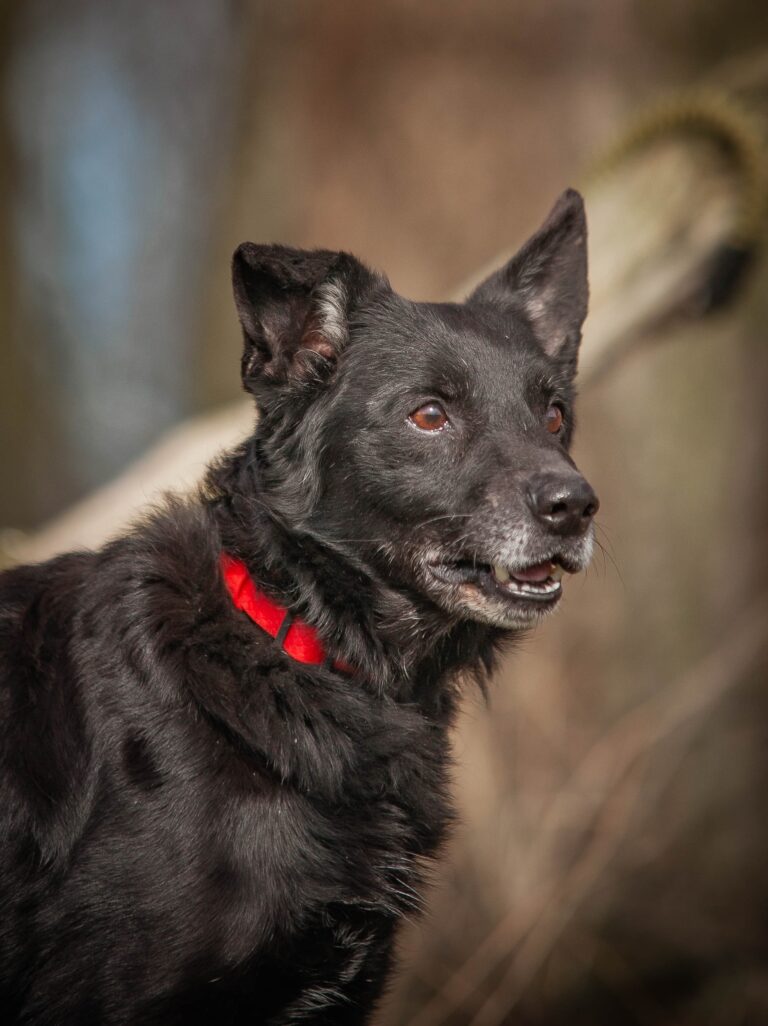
[{"x1": 231, "y1": 190, "x2": 598, "y2": 630}]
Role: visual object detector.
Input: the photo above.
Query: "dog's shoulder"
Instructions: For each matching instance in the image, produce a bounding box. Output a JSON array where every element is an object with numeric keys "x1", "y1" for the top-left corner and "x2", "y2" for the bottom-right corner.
[
  {"x1": 0, "y1": 549, "x2": 96, "y2": 627},
  {"x1": 0, "y1": 500, "x2": 220, "y2": 857},
  {"x1": 0, "y1": 546, "x2": 100, "y2": 736},
  {"x1": 0, "y1": 497, "x2": 226, "y2": 713},
  {"x1": 0, "y1": 550, "x2": 99, "y2": 864}
]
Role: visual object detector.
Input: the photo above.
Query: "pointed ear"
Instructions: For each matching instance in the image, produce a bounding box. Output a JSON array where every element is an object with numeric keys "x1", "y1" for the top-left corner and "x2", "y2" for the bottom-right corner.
[
  {"x1": 468, "y1": 189, "x2": 588, "y2": 367},
  {"x1": 232, "y1": 244, "x2": 381, "y2": 391}
]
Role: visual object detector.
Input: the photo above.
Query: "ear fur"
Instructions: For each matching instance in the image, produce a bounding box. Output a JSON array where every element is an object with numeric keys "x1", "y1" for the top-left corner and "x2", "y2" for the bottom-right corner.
[
  {"x1": 231, "y1": 244, "x2": 380, "y2": 391},
  {"x1": 468, "y1": 189, "x2": 588, "y2": 368}
]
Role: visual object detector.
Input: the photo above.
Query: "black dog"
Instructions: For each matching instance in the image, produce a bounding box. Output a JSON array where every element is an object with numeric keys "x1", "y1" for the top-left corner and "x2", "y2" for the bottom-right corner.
[{"x1": 0, "y1": 189, "x2": 598, "y2": 1025}]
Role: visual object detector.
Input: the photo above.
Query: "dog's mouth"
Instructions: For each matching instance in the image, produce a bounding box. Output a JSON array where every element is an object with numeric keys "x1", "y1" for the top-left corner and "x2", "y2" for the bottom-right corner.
[
  {"x1": 426, "y1": 553, "x2": 581, "y2": 624},
  {"x1": 430, "y1": 556, "x2": 571, "y2": 599}
]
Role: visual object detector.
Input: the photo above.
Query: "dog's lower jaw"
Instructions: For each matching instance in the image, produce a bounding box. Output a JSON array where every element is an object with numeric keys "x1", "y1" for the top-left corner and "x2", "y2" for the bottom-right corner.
[
  {"x1": 426, "y1": 577, "x2": 560, "y2": 629},
  {"x1": 413, "y1": 528, "x2": 596, "y2": 629},
  {"x1": 424, "y1": 561, "x2": 566, "y2": 628},
  {"x1": 460, "y1": 585, "x2": 560, "y2": 629}
]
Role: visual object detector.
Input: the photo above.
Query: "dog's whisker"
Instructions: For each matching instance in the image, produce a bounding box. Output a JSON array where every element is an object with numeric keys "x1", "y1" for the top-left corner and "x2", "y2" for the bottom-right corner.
[
  {"x1": 417, "y1": 512, "x2": 476, "y2": 525},
  {"x1": 592, "y1": 526, "x2": 624, "y2": 586}
]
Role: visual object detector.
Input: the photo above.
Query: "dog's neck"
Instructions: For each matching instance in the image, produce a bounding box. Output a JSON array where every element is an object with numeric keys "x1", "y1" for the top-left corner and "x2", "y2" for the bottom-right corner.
[{"x1": 204, "y1": 443, "x2": 509, "y2": 700}]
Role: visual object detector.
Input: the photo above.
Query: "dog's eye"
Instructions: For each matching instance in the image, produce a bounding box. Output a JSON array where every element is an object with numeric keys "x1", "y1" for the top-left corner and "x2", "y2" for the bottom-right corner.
[
  {"x1": 545, "y1": 405, "x2": 564, "y2": 434},
  {"x1": 409, "y1": 402, "x2": 449, "y2": 432}
]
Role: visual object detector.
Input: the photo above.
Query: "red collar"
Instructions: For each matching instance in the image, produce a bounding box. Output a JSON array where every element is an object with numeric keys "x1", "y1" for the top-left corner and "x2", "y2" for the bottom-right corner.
[{"x1": 220, "y1": 552, "x2": 354, "y2": 675}]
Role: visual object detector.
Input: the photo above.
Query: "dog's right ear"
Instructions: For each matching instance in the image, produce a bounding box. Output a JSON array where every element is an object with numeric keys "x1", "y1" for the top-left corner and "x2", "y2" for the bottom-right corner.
[{"x1": 232, "y1": 244, "x2": 381, "y2": 392}]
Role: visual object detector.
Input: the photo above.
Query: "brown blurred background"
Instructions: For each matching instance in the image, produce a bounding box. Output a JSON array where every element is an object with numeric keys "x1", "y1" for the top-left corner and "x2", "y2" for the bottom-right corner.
[{"x1": 1, "y1": 1, "x2": 768, "y2": 1023}]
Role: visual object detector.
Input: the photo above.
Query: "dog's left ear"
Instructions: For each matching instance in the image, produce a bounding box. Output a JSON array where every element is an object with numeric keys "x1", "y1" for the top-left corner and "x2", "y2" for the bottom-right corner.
[
  {"x1": 468, "y1": 189, "x2": 588, "y2": 369},
  {"x1": 232, "y1": 244, "x2": 382, "y2": 392}
]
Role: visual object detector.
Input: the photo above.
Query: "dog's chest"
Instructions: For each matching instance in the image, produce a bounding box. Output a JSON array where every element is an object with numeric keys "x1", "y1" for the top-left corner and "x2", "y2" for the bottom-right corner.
[
  {"x1": 208, "y1": 709, "x2": 453, "y2": 943},
  {"x1": 117, "y1": 679, "x2": 452, "y2": 942},
  {"x1": 126, "y1": 718, "x2": 453, "y2": 1020}
]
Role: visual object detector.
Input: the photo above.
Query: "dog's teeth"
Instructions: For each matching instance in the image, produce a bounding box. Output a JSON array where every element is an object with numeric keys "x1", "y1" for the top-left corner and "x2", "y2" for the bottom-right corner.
[
  {"x1": 551, "y1": 565, "x2": 564, "y2": 582},
  {"x1": 493, "y1": 564, "x2": 511, "y2": 583}
]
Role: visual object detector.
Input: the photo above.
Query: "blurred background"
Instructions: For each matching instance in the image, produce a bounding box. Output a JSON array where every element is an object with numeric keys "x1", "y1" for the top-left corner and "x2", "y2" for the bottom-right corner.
[{"x1": 1, "y1": 1, "x2": 768, "y2": 1023}]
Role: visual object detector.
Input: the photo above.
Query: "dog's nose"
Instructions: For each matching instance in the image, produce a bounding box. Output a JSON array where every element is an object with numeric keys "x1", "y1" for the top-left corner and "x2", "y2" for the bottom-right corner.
[{"x1": 527, "y1": 473, "x2": 599, "y2": 536}]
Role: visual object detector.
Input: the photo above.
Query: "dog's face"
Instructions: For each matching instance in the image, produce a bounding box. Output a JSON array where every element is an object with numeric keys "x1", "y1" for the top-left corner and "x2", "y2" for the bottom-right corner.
[{"x1": 232, "y1": 190, "x2": 598, "y2": 629}]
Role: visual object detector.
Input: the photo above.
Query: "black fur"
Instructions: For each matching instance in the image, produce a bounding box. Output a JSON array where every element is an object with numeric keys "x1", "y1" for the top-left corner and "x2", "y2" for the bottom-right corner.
[{"x1": 0, "y1": 189, "x2": 597, "y2": 1024}]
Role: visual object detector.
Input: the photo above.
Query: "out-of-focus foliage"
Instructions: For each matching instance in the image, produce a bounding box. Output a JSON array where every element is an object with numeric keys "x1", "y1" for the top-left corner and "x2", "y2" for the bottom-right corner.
[{"x1": 1, "y1": 0, "x2": 250, "y2": 524}]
